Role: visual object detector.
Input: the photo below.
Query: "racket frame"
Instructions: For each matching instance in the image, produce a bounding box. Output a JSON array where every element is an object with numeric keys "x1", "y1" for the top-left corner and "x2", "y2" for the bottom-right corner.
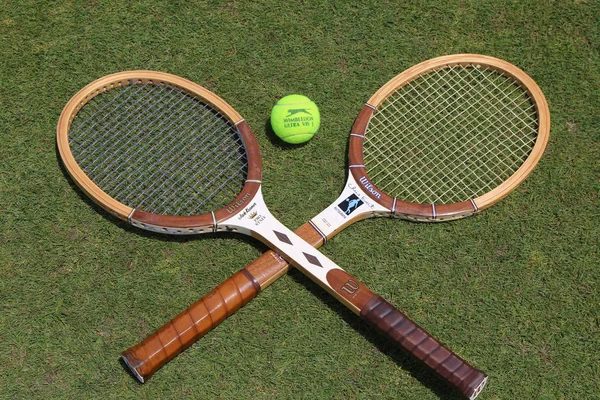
[
  {"x1": 57, "y1": 71, "x2": 262, "y2": 230},
  {"x1": 348, "y1": 54, "x2": 550, "y2": 222}
]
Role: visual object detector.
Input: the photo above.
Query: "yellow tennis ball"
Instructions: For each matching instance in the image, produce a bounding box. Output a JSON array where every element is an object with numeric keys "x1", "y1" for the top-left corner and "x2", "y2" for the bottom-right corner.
[{"x1": 270, "y1": 94, "x2": 320, "y2": 144}]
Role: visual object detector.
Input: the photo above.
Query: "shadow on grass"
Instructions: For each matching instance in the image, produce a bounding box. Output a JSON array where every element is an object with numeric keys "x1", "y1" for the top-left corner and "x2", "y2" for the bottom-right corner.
[{"x1": 286, "y1": 266, "x2": 469, "y2": 400}]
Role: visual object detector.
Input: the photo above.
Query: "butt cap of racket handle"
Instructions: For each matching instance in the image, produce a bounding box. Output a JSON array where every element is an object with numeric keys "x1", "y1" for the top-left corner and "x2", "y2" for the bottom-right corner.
[
  {"x1": 361, "y1": 296, "x2": 487, "y2": 399},
  {"x1": 121, "y1": 269, "x2": 261, "y2": 382}
]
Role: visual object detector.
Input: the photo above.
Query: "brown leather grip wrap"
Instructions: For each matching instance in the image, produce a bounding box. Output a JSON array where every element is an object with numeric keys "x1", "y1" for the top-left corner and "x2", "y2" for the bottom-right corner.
[
  {"x1": 360, "y1": 296, "x2": 487, "y2": 399},
  {"x1": 121, "y1": 268, "x2": 261, "y2": 382},
  {"x1": 121, "y1": 221, "x2": 324, "y2": 382}
]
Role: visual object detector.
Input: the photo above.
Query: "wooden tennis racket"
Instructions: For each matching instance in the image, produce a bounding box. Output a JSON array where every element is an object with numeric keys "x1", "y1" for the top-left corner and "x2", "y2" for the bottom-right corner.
[{"x1": 58, "y1": 54, "x2": 549, "y2": 399}]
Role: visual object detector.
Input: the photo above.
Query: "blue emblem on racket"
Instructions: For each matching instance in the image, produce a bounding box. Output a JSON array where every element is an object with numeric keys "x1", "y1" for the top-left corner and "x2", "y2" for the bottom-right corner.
[{"x1": 338, "y1": 194, "x2": 363, "y2": 216}]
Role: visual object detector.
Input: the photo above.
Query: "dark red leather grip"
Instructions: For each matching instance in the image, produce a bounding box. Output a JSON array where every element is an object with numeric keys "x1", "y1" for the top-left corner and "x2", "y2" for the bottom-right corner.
[{"x1": 361, "y1": 296, "x2": 488, "y2": 399}]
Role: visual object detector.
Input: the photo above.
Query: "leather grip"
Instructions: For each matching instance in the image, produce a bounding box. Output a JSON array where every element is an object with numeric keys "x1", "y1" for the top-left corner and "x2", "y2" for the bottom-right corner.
[
  {"x1": 121, "y1": 269, "x2": 260, "y2": 382},
  {"x1": 360, "y1": 296, "x2": 487, "y2": 399}
]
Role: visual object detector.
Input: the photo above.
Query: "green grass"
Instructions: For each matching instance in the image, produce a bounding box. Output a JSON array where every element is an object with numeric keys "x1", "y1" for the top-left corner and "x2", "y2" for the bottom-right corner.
[{"x1": 1, "y1": 0, "x2": 598, "y2": 399}]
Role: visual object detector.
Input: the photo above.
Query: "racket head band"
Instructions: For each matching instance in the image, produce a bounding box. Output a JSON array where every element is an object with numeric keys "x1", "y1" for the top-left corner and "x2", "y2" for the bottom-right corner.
[
  {"x1": 348, "y1": 54, "x2": 550, "y2": 222},
  {"x1": 57, "y1": 71, "x2": 262, "y2": 232}
]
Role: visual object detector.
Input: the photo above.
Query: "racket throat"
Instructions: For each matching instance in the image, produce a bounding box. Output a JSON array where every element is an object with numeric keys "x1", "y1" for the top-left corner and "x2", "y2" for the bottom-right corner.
[
  {"x1": 217, "y1": 191, "x2": 271, "y2": 236},
  {"x1": 310, "y1": 173, "x2": 390, "y2": 239}
]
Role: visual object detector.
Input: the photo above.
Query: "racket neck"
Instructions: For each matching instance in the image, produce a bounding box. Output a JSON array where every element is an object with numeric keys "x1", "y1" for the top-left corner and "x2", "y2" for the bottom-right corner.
[
  {"x1": 218, "y1": 189, "x2": 371, "y2": 314},
  {"x1": 309, "y1": 173, "x2": 391, "y2": 241}
]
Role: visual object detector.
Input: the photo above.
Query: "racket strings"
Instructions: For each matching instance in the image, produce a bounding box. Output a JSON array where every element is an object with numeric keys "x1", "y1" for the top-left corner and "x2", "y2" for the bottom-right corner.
[
  {"x1": 364, "y1": 65, "x2": 539, "y2": 204},
  {"x1": 69, "y1": 83, "x2": 248, "y2": 216},
  {"x1": 80, "y1": 85, "x2": 204, "y2": 190},
  {"x1": 370, "y1": 68, "x2": 534, "y2": 178}
]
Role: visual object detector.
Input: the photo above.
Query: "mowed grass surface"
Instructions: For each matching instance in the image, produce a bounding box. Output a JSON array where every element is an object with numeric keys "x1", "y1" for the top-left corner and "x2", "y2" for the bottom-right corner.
[{"x1": 1, "y1": 1, "x2": 598, "y2": 399}]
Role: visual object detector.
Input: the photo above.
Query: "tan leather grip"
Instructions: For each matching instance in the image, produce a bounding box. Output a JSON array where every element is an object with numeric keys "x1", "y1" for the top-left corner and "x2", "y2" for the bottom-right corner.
[
  {"x1": 121, "y1": 222, "x2": 323, "y2": 382},
  {"x1": 360, "y1": 296, "x2": 487, "y2": 399},
  {"x1": 121, "y1": 269, "x2": 260, "y2": 382}
]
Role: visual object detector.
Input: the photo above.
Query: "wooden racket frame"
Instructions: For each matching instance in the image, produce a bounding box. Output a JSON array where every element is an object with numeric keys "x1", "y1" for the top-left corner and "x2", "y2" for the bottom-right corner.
[
  {"x1": 57, "y1": 57, "x2": 549, "y2": 228},
  {"x1": 349, "y1": 54, "x2": 550, "y2": 221},
  {"x1": 56, "y1": 71, "x2": 262, "y2": 232}
]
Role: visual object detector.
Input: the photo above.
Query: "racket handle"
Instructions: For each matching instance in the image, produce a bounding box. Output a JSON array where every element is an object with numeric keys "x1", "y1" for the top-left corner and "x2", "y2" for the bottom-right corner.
[
  {"x1": 361, "y1": 296, "x2": 487, "y2": 399},
  {"x1": 121, "y1": 269, "x2": 261, "y2": 382},
  {"x1": 122, "y1": 222, "x2": 323, "y2": 382}
]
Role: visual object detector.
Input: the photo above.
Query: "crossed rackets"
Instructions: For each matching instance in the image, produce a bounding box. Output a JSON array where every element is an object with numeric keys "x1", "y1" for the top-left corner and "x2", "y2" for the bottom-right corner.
[{"x1": 57, "y1": 54, "x2": 550, "y2": 399}]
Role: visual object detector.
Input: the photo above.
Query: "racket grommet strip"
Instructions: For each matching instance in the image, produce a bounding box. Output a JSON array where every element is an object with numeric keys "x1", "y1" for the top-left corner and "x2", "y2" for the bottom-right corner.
[
  {"x1": 127, "y1": 209, "x2": 136, "y2": 225},
  {"x1": 211, "y1": 211, "x2": 217, "y2": 233}
]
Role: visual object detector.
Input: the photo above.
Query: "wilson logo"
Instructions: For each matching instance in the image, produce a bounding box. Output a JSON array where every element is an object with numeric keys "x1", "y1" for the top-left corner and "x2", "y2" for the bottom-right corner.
[
  {"x1": 341, "y1": 279, "x2": 360, "y2": 295},
  {"x1": 359, "y1": 176, "x2": 381, "y2": 199},
  {"x1": 226, "y1": 192, "x2": 251, "y2": 214}
]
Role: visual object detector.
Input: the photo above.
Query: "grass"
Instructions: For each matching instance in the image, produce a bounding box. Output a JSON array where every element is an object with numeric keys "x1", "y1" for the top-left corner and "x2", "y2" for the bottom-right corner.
[{"x1": 1, "y1": 0, "x2": 598, "y2": 399}]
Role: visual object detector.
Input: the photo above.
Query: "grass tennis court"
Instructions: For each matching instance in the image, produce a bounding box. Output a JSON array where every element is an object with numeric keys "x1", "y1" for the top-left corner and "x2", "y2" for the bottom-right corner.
[{"x1": 1, "y1": 1, "x2": 598, "y2": 399}]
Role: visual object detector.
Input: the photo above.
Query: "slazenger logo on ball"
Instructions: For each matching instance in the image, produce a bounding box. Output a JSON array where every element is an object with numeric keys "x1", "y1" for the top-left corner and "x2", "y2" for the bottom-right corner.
[
  {"x1": 286, "y1": 108, "x2": 313, "y2": 117},
  {"x1": 283, "y1": 109, "x2": 314, "y2": 128}
]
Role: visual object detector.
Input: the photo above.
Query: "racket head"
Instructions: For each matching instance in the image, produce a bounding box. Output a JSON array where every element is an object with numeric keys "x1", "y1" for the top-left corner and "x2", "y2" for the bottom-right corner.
[
  {"x1": 349, "y1": 54, "x2": 550, "y2": 221},
  {"x1": 57, "y1": 71, "x2": 262, "y2": 233}
]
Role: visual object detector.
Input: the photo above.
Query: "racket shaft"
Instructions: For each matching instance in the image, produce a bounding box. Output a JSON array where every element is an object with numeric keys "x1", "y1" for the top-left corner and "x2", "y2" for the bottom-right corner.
[{"x1": 122, "y1": 224, "x2": 487, "y2": 398}]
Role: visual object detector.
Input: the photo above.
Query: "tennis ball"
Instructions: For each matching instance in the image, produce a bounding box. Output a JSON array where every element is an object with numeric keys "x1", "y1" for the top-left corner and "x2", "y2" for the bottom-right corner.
[{"x1": 270, "y1": 94, "x2": 320, "y2": 144}]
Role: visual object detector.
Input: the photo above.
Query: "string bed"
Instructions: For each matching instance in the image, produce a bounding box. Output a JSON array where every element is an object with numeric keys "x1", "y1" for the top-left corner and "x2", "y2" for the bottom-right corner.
[
  {"x1": 69, "y1": 83, "x2": 248, "y2": 216},
  {"x1": 364, "y1": 65, "x2": 539, "y2": 204}
]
